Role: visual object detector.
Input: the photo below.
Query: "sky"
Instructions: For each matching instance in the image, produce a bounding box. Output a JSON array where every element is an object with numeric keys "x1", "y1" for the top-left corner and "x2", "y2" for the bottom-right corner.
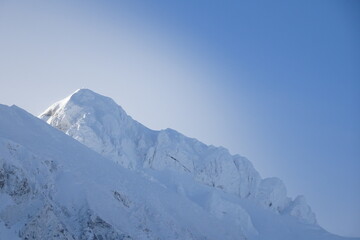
[{"x1": 0, "y1": 0, "x2": 359, "y2": 237}]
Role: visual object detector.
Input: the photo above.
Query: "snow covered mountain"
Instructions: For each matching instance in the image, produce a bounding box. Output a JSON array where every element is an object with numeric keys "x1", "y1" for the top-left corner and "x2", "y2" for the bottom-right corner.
[
  {"x1": 39, "y1": 89, "x2": 314, "y2": 223},
  {"x1": 0, "y1": 89, "x2": 357, "y2": 240},
  {"x1": 1, "y1": 104, "x2": 253, "y2": 239}
]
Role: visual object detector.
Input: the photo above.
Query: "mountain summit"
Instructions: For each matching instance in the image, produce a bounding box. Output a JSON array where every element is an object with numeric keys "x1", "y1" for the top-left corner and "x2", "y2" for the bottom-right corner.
[{"x1": 40, "y1": 89, "x2": 315, "y2": 223}]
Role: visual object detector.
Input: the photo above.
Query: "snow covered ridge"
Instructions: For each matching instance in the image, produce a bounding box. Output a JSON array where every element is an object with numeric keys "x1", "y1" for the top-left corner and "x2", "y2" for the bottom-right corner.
[
  {"x1": 0, "y1": 99, "x2": 357, "y2": 239},
  {"x1": 40, "y1": 89, "x2": 315, "y2": 223},
  {"x1": 0, "y1": 104, "x2": 247, "y2": 239}
]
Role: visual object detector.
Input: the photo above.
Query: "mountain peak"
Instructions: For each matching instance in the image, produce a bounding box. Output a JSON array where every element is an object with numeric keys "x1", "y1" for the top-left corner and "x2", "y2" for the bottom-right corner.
[
  {"x1": 73, "y1": 88, "x2": 95, "y2": 94},
  {"x1": 38, "y1": 89, "x2": 318, "y2": 226},
  {"x1": 39, "y1": 89, "x2": 138, "y2": 160},
  {"x1": 69, "y1": 88, "x2": 97, "y2": 100},
  {"x1": 40, "y1": 89, "x2": 128, "y2": 125},
  {"x1": 70, "y1": 88, "x2": 106, "y2": 100},
  {"x1": 67, "y1": 88, "x2": 119, "y2": 109}
]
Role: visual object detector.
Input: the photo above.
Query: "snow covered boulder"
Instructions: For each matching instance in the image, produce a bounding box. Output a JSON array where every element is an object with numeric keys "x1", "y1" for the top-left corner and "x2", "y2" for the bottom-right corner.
[
  {"x1": 256, "y1": 177, "x2": 291, "y2": 212},
  {"x1": 283, "y1": 195, "x2": 317, "y2": 224}
]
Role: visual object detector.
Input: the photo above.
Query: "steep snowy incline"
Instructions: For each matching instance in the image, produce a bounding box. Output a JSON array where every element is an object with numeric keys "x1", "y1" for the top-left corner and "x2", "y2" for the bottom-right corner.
[
  {"x1": 0, "y1": 104, "x2": 251, "y2": 240},
  {"x1": 40, "y1": 89, "x2": 314, "y2": 223}
]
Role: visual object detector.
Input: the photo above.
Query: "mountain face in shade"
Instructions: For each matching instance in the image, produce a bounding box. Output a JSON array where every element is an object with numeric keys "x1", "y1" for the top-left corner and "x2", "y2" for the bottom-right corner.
[{"x1": 0, "y1": 89, "x2": 356, "y2": 240}]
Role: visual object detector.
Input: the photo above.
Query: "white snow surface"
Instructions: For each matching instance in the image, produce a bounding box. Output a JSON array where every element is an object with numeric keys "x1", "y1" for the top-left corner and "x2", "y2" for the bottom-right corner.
[{"x1": 0, "y1": 89, "x2": 356, "y2": 239}]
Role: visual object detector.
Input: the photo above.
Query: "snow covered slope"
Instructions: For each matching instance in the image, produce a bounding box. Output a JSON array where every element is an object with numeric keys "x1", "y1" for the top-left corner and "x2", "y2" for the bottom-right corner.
[
  {"x1": 39, "y1": 89, "x2": 314, "y2": 223},
  {"x1": 0, "y1": 96, "x2": 357, "y2": 239},
  {"x1": 0, "y1": 104, "x2": 248, "y2": 239}
]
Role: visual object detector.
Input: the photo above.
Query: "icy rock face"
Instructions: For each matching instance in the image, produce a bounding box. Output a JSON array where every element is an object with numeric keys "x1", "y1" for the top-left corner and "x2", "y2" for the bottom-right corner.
[
  {"x1": 39, "y1": 89, "x2": 316, "y2": 224},
  {"x1": 0, "y1": 162, "x2": 32, "y2": 204},
  {"x1": 20, "y1": 204, "x2": 75, "y2": 240},
  {"x1": 146, "y1": 129, "x2": 261, "y2": 199},
  {"x1": 283, "y1": 195, "x2": 317, "y2": 224},
  {"x1": 80, "y1": 213, "x2": 132, "y2": 240},
  {"x1": 256, "y1": 177, "x2": 291, "y2": 212},
  {"x1": 255, "y1": 178, "x2": 316, "y2": 225},
  {"x1": 0, "y1": 141, "x2": 72, "y2": 240}
]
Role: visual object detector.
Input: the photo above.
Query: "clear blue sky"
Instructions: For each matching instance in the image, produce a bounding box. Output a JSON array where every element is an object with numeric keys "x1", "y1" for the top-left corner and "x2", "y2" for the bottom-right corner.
[{"x1": 0, "y1": 0, "x2": 359, "y2": 237}]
